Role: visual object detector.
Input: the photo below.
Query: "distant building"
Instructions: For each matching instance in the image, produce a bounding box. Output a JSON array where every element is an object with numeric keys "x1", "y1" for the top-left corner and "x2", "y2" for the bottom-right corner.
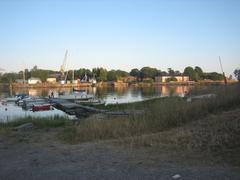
[
  {"x1": 46, "y1": 78, "x2": 57, "y2": 83},
  {"x1": 28, "y1": 77, "x2": 42, "y2": 84},
  {"x1": 155, "y1": 76, "x2": 189, "y2": 83},
  {"x1": 72, "y1": 80, "x2": 79, "y2": 84},
  {"x1": 89, "y1": 78, "x2": 97, "y2": 85}
]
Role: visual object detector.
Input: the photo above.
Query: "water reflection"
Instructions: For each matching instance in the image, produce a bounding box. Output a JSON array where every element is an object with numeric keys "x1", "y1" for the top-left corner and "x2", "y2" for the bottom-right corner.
[
  {"x1": 0, "y1": 85, "x2": 192, "y2": 122},
  {"x1": 2, "y1": 85, "x2": 192, "y2": 104},
  {"x1": 0, "y1": 102, "x2": 71, "y2": 122}
]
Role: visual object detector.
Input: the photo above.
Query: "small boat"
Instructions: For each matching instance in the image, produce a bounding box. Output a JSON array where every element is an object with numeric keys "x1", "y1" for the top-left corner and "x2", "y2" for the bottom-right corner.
[
  {"x1": 32, "y1": 103, "x2": 51, "y2": 111},
  {"x1": 16, "y1": 93, "x2": 28, "y2": 99},
  {"x1": 5, "y1": 94, "x2": 28, "y2": 103},
  {"x1": 72, "y1": 88, "x2": 86, "y2": 93},
  {"x1": 74, "y1": 98, "x2": 105, "y2": 106},
  {"x1": 22, "y1": 98, "x2": 48, "y2": 110},
  {"x1": 5, "y1": 97, "x2": 18, "y2": 102},
  {"x1": 58, "y1": 93, "x2": 94, "y2": 101}
]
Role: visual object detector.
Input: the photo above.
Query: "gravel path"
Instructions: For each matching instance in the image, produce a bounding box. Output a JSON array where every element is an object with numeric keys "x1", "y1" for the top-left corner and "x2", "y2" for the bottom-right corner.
[{"x1": 0, "y1": 133, "x2": 240, "y2": 180}]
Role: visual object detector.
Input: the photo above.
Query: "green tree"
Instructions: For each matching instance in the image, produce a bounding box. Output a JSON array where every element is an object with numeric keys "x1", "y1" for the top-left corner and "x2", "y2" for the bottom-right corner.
[
  {"x1": 115, "y1": 70, "x2": 129, "y2": 77},
  {"x1": 130, "y1": 68, "x2": 140, "y2": 81},
  {"x1": 205, "y1": 72, "x2": 224, "y2": 81},
  {"x1": 99, "y1": 68, "x2": 107, "y2": 81},
  {"x1": 75, "y1": 68, "x2": 92, "y2": 80},
  {"x1": 140, "y1": 67, "x2": 160, "y2": 80},
  {"x1": 167, "y1": 68, "x2": 175, "y2": 76},
  {"x1": 194, "y1": 66, "x2": 203, "y2": 80},
  {"x1": 130, "y1": 68, "x2": 140, "y2": 76},
  {"x1": 174, "y1": 70, "x2": 181, "y2": 76},
  {"x1": 160, "y1": 71, "x2": 168, "y2": 76},
  {"x1": 92, "y1": 67, "x2": 107, "y2": 82},
  {"x1": 107, "y1": 70, "x2": 118, "y2": 81},
  {"x1": 166, "y1": 76, "x2": 177, "y2": 82},
  {"x1": 234, "y1": 68, "x2": 240, "y2": 81},
  {"x1": 0, "y1": 73, "x2": 19, "y2": 83},
  {"x1": 183, "y1": 66, "x2": 197, "y2": 81},
  {"x1": 30, "y1": 66, "x2": 49, "y2": 82}
]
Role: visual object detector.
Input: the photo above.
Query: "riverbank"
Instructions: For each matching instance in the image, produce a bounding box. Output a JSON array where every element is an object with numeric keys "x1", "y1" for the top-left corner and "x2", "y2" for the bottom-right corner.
[
  {"x1": 0, "y1": 108, "x2": 240, "y2": 179},
  {"x1": 0, "y1": 84, "x2": 239, "y2": 179}
]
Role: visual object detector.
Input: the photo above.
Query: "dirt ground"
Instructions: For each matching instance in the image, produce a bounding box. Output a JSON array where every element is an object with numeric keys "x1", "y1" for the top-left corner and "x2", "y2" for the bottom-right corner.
[{"x1": 1, "y1": 111, "x2": 240, "y2": 180}]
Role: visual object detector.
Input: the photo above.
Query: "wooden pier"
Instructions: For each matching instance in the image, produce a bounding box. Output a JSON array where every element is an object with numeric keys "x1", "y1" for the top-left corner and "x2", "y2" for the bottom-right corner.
[{"x1": 49, "y1": 98, "x2": 128, "y2": 118}]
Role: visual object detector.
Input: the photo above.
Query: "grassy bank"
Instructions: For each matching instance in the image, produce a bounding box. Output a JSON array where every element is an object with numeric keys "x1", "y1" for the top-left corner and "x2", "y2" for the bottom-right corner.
[
  {"x1": 1, "y1": 84, "x2": 240, "y2": 155},
  {"x1": 59, "y1": 84, "x2": 240, "y2": 146},
  {"x1": 0, "y1": 116, "x2": 70, "y2": 129}
]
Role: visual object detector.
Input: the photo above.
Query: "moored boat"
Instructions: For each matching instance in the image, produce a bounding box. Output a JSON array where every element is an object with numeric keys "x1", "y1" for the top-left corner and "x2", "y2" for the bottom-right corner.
[
  {"x1": 72, "y1": 88, "x2": 86, "y2": 93},
  {"x1": 22, "y1": 98, "x2": 48, "y2": 110},
  {"x1": 5, "y1": 93, "x2": 28, "y2": 102},
  {"x1": 74, "y1": 98, "x2": 105, "y2": 106},
  {"x1": 58, "y1": 93, "x2": 94, "y2": 101},
  {"x1": 32, "y1": 103, "x2": 51, "y2": 111}
]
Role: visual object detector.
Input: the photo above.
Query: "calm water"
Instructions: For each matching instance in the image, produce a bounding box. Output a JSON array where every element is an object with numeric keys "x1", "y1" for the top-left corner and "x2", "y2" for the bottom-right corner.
[{"x1": 0, "y1": 85, "x2": 191, "y2": 122}]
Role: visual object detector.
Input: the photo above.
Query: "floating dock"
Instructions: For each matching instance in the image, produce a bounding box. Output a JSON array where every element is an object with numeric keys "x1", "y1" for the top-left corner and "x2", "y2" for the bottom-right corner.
[{"x1": 50, "y1": 98, "x2": 129, "y2": 118}]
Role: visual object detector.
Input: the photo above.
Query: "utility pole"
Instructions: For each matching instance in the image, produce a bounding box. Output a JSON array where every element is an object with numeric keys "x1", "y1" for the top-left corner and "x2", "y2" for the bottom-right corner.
[
  {"x1": 219, "y1": 56, "x2": 227, "y2": 86},
  {"x1": 72, "y1": 69, "x2": 75, "y2": 83},
  {"x1": 23, "y1": 69, "x2": 25, "y2": 84}
]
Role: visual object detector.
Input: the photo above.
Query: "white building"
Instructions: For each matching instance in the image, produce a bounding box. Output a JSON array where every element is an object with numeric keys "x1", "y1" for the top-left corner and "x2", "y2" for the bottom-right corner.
[
  {"x1": 28, "y1": 77, "x2": 42, "y2": 84},
  {"x1": 155, "y1": 76, "x2": 190, "y2": 83},
  {"x1": 46, "y1": 78, "x2": 57, "y2": 83}
]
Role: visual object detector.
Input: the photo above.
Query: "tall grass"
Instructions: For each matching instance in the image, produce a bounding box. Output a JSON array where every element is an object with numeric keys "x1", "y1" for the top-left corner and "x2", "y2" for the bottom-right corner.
[
  {"x1": 59, "y1": 84, "x2": 240, "y2": 144},
  {"x1": 0, "y1": 115, "x2": 70, "y2": 129}
]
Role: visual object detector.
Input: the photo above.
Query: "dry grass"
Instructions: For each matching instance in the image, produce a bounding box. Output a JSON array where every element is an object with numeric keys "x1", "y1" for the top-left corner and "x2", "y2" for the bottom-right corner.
[
  {"x1": 0, "y1": 116, "x2": 70, "y2": 129},
  {"x1": 59, "y1": 84, "x2": 240, "y2": 146},
  {"x1": 123, "y1": 108, "x2": 240, "y2": 166}
]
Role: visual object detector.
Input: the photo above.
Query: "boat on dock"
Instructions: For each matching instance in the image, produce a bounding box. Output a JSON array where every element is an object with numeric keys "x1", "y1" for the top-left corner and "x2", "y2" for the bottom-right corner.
[
  {"x1": 74, "y1": 98, "x2": 105, "y2": 106},
  {"x1": 5, "y1": 94, "x2": 28, "y2": 102},
  {"x1": 72, "y1": 88, "x2": 86, "y2": 93},
  {"x1": 22, "y1": 98, "x2": 49, "y2": 110},
  {"x1": 58, "y1": 93, "x2": 94, "y2": 101},
  {"x1": 32, "y1": 103, "x2": 52, "y2": 112}
]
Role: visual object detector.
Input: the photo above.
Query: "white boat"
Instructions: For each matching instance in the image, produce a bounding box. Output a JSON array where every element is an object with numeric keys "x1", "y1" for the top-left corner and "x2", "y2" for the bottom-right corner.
[
  {"x1": 58, "y1": 93, "x2": 94, "y2": 101},
  {"x1": 5, "y1": 97, "x2": 19, "y2": 102},
  {"x1": 16, "y1": 96, "x2": 33, "y2": 106},
  {"x1": 6, "y1": 94, "x2": 28, "y2": 102},
  {"x1": 74, "y1": 98, "x2": 105, "y2": 106}
]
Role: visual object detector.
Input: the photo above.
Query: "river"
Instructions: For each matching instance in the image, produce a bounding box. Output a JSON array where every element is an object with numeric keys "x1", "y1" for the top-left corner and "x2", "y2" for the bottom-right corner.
[{"x1": 0, "y1": 85, "x2": 192, "y2": 122}]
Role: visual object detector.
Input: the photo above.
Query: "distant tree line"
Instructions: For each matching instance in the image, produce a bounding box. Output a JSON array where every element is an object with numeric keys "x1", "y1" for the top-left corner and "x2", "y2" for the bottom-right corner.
[
  {"x1": 234, "y1": 68, "x2": 240, "y2": 82},
  {"x1": 0, "y1": 65, "x2": 237, "y2": 83},
  {"x1": 183, "y1": 66, "x2": 224, "y2": 81}
]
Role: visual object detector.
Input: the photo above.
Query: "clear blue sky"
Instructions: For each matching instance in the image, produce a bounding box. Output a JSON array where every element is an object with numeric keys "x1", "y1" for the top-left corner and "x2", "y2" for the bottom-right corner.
[{"x1": 0, "y1": 0, "x2": 239, "y2": 76}]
